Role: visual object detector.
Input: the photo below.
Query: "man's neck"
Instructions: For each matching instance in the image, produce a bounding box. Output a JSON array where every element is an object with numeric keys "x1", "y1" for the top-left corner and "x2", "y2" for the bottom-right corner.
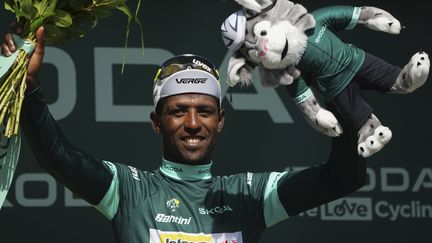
[{"x1": 159, "y1": 158, "x2": 212, "y2": 180}]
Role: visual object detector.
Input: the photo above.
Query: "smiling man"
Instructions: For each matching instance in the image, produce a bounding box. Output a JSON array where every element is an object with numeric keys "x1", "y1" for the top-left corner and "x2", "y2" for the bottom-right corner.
[
  {"x1": 150, "y1": 55, "x2": 225, "y2": 166},
  {"x1": 3, "y1": 27, "x2": 366, "y2": 243}
]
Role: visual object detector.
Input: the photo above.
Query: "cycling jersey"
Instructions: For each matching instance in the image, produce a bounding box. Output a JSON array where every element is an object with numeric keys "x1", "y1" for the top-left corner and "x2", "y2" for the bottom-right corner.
[
  {"x1": 22, "y1": 88, "x2": 366, "y2": 243},
  {"x1": 98, "y1": 159, "x2": 287, "y2": 242}
]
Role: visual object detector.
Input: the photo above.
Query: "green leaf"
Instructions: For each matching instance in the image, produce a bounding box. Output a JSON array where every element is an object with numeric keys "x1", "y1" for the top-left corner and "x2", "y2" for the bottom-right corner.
[
  {"x1": 94, "y1": 0, "x2": 119, "y2": 8},
  {"x1": 9, "y1": 4, "x2": 30, "y2": 19},
  {"x1": 116, "y1": 4, "x2": 132, "y2": 19},
  {"x1": 29, "y1": 12, "x2": 55, "y2": 32},
  {"x1": 33, "y1": 0, "x2": 47, "y2": 15},
  {"x1": 4, "y1": 1, "x2": 15, "y2": 13},
  {"x1": 44, "y1": 24, "x2": 67, "y2": 44},
  {"x1": 53, "y1": 9, "x2": 73, "y2": 27},
  {"x1": 30, "y1": 16, "x2": 45, "y2": 32},
  {"x1": 4, "y1": 0, "x2": 15, "y2": 7},
  {"x1": 32, "y1": 0, "x2": 58, "y2": 17},
  {"x1": 116, "y1": 3, "x2": 133, "y2": 74},
  {"x1": 46, "y1": 0, "x2": 58, "y2": 14},
  {"x1": 90, "y1": 8, "x2": 112, "y2": 19},
  {"x1": 19, "y1": 0, "x2": 38, "y2": 19}
]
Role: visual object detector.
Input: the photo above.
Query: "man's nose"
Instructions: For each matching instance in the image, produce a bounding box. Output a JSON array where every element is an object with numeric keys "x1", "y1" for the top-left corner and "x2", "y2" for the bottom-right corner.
[{"x1": 184, "y1": 111, "x2": 201, "y2": 132}]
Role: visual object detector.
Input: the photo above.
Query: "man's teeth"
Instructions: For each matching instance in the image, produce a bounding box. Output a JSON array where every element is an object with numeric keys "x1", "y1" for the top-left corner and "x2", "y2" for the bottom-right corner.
[{"x1": 185, "y1": 138, "x2": 201, "y2": 143}]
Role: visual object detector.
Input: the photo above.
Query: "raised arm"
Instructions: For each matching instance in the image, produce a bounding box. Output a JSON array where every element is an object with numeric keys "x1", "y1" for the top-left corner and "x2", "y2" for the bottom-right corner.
[
  {"x1": 276, "y1": 104, "x2": 366, "y2": 216},
  {"x1": 312, "y1": 5, "x2": 401, "y2": 34},
  {"x1": 1, "y1": 26, "x2": 113, "y2": 206},
  {"x1": 358, "y1": 6, "x2": 402, "y2": 34}
]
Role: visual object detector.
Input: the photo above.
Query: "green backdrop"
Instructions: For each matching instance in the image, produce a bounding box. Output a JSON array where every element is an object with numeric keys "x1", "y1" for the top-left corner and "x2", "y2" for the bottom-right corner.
[{"x1": 0, "y1": 0, "x2": 431, "y2": 242}]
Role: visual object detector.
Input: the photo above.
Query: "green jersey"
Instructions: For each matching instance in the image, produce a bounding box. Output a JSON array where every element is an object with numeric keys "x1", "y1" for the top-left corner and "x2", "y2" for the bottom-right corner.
[
  {"x1": 287, "y1": 6, "x2": 365, "y2": 103},
  {"x1": 96, "y1": 158, "x2": 288, "y2": 243}
]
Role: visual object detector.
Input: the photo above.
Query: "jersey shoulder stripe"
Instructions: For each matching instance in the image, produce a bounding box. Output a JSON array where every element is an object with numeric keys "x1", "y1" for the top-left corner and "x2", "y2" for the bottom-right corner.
[
  {"x1": 94, "y1": 160, "x2": 120, "y2": 220},
  {"x1": 263, "y1": 171, "x2": 289, "y2": 227}
]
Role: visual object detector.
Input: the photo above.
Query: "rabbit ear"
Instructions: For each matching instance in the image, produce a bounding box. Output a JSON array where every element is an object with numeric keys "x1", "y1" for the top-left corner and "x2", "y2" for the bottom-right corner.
[
  {"x1": 269, "y1": 0, "x2": 295, "y2": 21},
  {"x1": 227, "y1": 52, "x2": 255, "y2": 87},
  {"x1": 267, "y1": 1, "x2": 316, "y2": 31},
  {"x1": 287, "y1": 4, "x2": 316, "y2": 31},
  {"x1": 286, "y1": 4, "x2": 308, "y2": 23},
  {"x1": 234, "y1": 0, "x2": 263, "y2": 13},
  {"x1": 294, "y1": 13, "x2": 316, "y2": 31}
]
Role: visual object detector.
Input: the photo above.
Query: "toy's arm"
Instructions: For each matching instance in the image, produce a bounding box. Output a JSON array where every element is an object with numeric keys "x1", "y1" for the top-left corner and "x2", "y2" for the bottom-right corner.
[
  {"x1": 286, "y1": 78, "x2": 343, "y2": 137},
  {"x1": 358, "y1": 6, "x2": 401, "y2": 34},
  {"x1": 312, "y1": 6, "x2": 362, "y2": 31},
  {"x1": 313, "y1": 5, "x2": 400, "y2": 34},
  {"x1": 227, "y1": 52, "x2": 255, "y2": 87}
]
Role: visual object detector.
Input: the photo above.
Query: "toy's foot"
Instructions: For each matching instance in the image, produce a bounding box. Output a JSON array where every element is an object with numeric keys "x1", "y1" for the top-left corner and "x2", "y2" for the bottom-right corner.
[
  {"x1": 407, "y1": 52, "x2": 430, "y2": 92},
  {"x1": 391, "y1": 52, "x2": 430, "y2": 93},
  {"x1": 358, "y1": 125, "x2": 392, "y2": 158},
  {"x1": 315, "y1": 108, "x2": 343, "y2": 137}
]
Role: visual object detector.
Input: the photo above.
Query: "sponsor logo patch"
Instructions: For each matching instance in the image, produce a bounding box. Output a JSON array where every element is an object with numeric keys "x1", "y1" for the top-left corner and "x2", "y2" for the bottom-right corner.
[
  {"x1": 167, "y1": 198, "x2": 181, "y2": 212},
  {"x1": 128, "y1": 166, "x2": 140, "y2": 181},
  {"x1": 149, "y1": 229, "x2": 243, "y2": 243},
  {"x1": 199, "y1": 205, "x2": 233, "y2": 215},
  {"x1": 154, "y1": 213, "x2": 191, "y2": 225},
  {"x1": 176, "y1": 78, "x2": 207, "y2": 84}
]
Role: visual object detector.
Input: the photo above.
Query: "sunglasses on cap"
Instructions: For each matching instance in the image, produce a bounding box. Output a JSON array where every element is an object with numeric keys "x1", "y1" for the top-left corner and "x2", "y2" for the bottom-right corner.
[{"x1": 154, "y1": 54, "x2": 220, "y2": 83}]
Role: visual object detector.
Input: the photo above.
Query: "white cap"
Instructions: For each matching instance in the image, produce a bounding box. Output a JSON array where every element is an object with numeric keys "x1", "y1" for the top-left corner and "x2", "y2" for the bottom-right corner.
[
  {"x1": 221, "y1": 9, "x2": 247, "y2": 52},
  {"x1": 153, "y1": 69, "x2": 222, "y2": 108}
]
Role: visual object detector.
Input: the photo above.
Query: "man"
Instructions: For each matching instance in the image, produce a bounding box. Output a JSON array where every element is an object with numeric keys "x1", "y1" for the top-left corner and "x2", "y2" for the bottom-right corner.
[{"x1": 2, "y1": 26, "x2": 365, "y2": 242}]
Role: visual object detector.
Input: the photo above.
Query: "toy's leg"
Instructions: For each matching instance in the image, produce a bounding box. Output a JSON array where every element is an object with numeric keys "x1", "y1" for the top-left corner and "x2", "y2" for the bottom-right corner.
[
  {"x1": 389, "y1": 52, "x2": 430, "y2": 94},
  {"x1": 357, "y1": 114, "x2": 392, "y2": 158},
  {"x1": 354, "y1": 52, "x2": 401, "y2": 92},
  {"x1": 327, "y1": 82, "x2": 392, "y2": 158}
]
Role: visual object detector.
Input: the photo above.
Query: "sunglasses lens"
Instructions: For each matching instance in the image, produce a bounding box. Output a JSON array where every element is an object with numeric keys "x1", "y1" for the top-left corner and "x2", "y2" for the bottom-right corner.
[
  {"x1": 155, "y1": 55, "x2": 219, "y2": 82},
  {"x1": 158, "y1": 64, "x2": 184, "y2": 80}
]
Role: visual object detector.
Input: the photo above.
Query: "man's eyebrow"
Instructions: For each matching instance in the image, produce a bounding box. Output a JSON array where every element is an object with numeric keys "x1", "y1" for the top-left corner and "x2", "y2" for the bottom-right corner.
[
  {"x1": 167, "y1": 103, "x2": 217, "y2": 111},
  {"x1": 167, "y1": 103, "x2": 187, "y2": 109},
  {"x1": 197, "y1": 104, "x2": 218, "y2": 111}
]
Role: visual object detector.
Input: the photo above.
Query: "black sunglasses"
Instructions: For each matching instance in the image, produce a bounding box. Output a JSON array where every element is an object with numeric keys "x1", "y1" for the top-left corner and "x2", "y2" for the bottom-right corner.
[{"x1": 154, "y1": 54, "x2": 220, "y2": 82}]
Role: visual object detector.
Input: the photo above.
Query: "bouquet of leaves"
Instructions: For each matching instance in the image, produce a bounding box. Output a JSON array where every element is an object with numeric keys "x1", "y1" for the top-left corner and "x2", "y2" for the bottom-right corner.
[{"x1": 0, "y1": 0, "x2": 142, "y2": 137}]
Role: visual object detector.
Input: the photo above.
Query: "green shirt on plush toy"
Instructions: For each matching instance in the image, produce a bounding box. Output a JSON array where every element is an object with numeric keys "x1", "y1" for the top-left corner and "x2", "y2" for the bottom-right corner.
[{"x1": 290, "y1": 6, "x2": 365, "y2": 101}]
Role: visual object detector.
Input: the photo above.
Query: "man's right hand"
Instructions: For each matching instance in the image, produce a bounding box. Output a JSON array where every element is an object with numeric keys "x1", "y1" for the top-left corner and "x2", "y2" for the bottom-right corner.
[{"x1": 1, "y1": 23, "x2": 45, "y2": 93}]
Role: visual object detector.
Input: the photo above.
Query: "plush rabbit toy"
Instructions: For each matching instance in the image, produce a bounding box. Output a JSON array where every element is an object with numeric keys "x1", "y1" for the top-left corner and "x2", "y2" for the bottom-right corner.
[{"x1": 221, "y1": 0, "x2": 430, "y2": 157}]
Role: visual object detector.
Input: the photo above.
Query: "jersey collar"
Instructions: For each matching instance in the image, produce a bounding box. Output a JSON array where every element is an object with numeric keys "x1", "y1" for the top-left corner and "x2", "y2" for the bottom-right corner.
[{"x1": 159, "y1": 158, "x2": 212, "y2": 180}]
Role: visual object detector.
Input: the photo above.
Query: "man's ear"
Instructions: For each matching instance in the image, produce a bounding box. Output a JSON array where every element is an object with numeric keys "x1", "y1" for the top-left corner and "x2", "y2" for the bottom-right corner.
[
  {"x1": 150, "y1": 111, "x2": 161, "y2": 134},
  {"x1": 217, "y1": 109, "x2": 225, "y2": 133}
]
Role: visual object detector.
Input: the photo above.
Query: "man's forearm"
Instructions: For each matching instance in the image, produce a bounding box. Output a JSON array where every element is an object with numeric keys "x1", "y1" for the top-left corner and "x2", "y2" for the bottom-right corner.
[
  {"x1": 21, "y1": 87, "x2": 113, "y2": 205},
  {"x1": 277, "y1": 124, "x2": 366, "y2": 216}
]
